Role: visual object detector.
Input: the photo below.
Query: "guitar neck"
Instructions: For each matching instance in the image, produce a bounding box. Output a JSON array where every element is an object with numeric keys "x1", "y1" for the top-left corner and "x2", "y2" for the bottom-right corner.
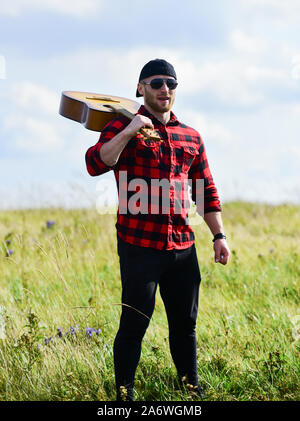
[
  {"x1": 104, "y1": 104, "x2": 162, "y2": 142},
  {"x1": 116, "y1": 107, "x2": 135, "y2": 121},
  {"x1": 103, "y1": 103, "x2": 134, "y2": 120}
]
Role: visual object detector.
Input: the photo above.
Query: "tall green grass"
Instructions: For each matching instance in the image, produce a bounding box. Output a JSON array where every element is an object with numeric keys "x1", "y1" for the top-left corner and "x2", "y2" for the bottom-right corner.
[{"x1": 0, "y1": 202, "x2": 299, "y2": 401}]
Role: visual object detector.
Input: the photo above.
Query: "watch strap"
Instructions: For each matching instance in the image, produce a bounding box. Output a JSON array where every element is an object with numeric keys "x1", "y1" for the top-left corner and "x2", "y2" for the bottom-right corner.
[{"x1": 213, "y1": 233, "x2": 226, "y2": 242}]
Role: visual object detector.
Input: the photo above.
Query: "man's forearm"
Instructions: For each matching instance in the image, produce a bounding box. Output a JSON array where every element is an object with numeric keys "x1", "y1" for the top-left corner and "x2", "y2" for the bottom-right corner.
[
  {"x1": 100, "y1": 128, "x2": 133, "y2": 167},
  {"x1": 100, "y1": 114, "x2": 154, "y2": 167},
  {"x1": 203, "y1": 211, "x2": 225, "y2": 236}
]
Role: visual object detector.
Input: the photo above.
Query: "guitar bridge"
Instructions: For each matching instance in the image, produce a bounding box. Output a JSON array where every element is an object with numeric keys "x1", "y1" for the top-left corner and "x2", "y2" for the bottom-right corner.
[{"x1": 86, "y1": 96, "x2": 120, "y2": 103}]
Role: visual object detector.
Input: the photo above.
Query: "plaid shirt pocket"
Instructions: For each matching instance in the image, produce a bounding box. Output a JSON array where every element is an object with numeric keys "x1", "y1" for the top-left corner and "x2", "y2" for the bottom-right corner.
[
  {"x1": 174, "y1": 145, "x2": 198, "y2": 175},
  {"x1": 182, "y1": 146, "x2": 198, "y2": 173},
  {"x1": 135, "y1": 138, "x2": 160, "y2": 168}
]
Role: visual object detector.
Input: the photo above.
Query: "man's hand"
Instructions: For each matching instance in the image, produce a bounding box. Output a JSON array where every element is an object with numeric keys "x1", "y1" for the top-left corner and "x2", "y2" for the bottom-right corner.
[
  {"x1": 213, "y1": 239, "x2": 230, "y2": 265},
  {"x1": 124, "y1": 115, "x2": 154, "y2": 138},
  {"x1": 99, "y1": 115, "x2": 155, "y2": 167}
]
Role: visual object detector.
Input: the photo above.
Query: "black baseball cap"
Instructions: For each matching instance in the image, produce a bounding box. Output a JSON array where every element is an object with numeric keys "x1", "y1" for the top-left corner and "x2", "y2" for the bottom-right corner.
[{"x1": 136, "y1": 58, "x2": 177, "y2": 97}]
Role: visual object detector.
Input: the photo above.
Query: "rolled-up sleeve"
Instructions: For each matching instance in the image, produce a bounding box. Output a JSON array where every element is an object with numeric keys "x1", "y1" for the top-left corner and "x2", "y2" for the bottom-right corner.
[{"x1": 189, "y1": 133, "x2": 221, "y2": 214}]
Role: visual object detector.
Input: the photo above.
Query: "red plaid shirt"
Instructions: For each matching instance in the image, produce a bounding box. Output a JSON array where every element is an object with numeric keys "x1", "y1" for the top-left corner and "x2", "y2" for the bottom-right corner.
[{"x1": 85, "y1": 105, "x2": 221, "y2": 250}]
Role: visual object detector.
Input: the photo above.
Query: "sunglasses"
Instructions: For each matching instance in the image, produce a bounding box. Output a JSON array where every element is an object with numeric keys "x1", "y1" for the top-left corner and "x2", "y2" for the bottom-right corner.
[{"x1": 141, "y1": 78, "x2": 178, "y2": 90}]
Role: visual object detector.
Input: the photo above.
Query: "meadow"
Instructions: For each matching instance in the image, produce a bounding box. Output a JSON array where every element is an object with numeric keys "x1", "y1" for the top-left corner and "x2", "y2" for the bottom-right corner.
[{"x1": 0, "y1": 201, "x2": 299, "y2": 401}]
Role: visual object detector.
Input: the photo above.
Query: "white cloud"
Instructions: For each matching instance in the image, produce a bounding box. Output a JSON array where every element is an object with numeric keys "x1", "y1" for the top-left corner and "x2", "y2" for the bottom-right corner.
[
  {"x1": 0, "y1": 0, "x2": 102, "y2": 18},
  {"x1": 241, "y1": 0, "x2": 300, "y2": 23},
  {"x1": 2, "y1": 82, "x2": 64, "y2": 153},
  {"x1": 4, "y1": 114, "x2": 64, "y2": 152},
  {"x1": 176, "y1": 58, "x2": 265, "y2": 106},
  {"x1": 244, "y1": 65, "x2": 285, "y2": 82},
  {"x1": 230, "y1": 29, "x2": 268, "y2": 54},
  {"x1": 179, "y1": 110, "x2": 235, "y2": 147},
  {"x1": 12, "y1": 82, "x2": 60, "y2": 114}
]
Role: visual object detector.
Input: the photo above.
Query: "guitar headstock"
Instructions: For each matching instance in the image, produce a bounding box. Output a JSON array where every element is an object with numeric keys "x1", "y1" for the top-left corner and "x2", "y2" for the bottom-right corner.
[{"x1": 139, "y1": 127, "x2": 162, "y2": 142}]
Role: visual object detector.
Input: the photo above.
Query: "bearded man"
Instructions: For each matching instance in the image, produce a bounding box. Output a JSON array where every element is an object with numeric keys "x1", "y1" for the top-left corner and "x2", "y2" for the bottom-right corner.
[{"x1": 85, "y1": 59, "x2": 230, "y2": 401}]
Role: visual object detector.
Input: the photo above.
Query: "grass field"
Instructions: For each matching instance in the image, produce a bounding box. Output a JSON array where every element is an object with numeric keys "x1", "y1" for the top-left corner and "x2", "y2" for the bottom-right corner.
[{"x1": 0, "y1": 201, "x2": 299, "y2": 401}]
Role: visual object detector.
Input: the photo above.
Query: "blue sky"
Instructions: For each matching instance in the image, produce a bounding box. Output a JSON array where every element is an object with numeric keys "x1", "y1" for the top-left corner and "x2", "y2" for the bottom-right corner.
[{"x1": 0, "y1": 0, "x2": 300, "y2": 209}]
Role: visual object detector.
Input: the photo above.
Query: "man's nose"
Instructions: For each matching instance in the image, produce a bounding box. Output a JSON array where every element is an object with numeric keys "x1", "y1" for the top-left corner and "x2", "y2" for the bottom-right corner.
[{"x1": 160, "y1": 81, "x2": 169, "y2": 92}]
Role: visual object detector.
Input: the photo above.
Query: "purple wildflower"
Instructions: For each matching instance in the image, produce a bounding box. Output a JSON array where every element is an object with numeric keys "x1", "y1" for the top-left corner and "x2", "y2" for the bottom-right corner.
[
  {"x1": 57, "y1": 327, "x2": 64, "y2": 337},
  {"x1": 85, "y1": 327, "x2": 102, "y2": 338},
  {"x1": 6, "y1": 249, "x2": 14, "y2": 257},
  {"x1": 67, "y1": 325, "x2": 79, "y2": 336},
  {"x1": 85, "y1": 327, "x2": 93, "y2": 338},
  {"x1": 44, "y1": 324, "x2": 101, "y2": 345},
  {"x1": 46, "y1": 220, "x2": 56, "y2": 229},
  {"x1": 5, "y1": 240, "x2": 11, "y2": 245},
  {"x1": 45, "y1": 337, "x2": 53, "y2": 345}
]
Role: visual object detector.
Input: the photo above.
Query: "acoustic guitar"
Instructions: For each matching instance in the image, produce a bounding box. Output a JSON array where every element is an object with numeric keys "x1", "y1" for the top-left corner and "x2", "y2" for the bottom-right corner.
[{"x1": 59, "y1": 91, "x2": 162, "y2": 142}]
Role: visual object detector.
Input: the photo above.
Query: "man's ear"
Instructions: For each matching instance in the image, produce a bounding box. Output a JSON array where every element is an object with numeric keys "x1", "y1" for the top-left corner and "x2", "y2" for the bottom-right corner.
[{"x1": 137, "y1": 83, "x2": 144, "y2": 97}]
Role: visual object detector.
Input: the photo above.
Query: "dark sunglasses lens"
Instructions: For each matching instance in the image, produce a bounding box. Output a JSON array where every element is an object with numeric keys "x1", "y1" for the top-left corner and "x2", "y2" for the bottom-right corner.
[
  {"x1": 149, "y1": 78, "x2": 178, "y2": 90},
  {"x1": 166, "y1": 79, "x2": 178, "y2": 89},
  {"x1": 150, "y1": 79, "x2": 164, "y2": 89}
]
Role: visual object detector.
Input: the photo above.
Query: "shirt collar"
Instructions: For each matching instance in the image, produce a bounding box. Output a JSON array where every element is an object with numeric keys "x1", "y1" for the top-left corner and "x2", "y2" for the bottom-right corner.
[{"x1": 137, "y1": 105, "x2": 180, "y2": 126}]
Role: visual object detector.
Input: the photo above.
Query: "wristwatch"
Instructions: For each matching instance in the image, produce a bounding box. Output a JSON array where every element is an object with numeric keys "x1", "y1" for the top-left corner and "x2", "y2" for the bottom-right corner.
[{"x1": 212, "y1": 233, "x2": 226, "y2": 242}]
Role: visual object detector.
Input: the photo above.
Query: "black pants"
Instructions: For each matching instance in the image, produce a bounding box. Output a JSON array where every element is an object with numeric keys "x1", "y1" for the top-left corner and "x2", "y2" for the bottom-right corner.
[{"x1": 113, "y1": 235, "x2": 202, "y2": 394}]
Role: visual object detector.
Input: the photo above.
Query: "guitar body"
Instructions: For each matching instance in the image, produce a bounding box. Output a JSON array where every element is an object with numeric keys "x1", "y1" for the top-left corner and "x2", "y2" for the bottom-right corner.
[
  {"x1": 59, "y1": 91, "x2": 140, "y2": 132},
  {"x1": 59, "y1": 91, "x2": 162, "y2": 141}
]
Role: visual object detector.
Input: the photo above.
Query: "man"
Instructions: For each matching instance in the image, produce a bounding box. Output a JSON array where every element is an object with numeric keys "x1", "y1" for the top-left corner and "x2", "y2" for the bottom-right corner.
[{"x1": 85, "y1": 59, "x2": 230, "y2": 401}]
